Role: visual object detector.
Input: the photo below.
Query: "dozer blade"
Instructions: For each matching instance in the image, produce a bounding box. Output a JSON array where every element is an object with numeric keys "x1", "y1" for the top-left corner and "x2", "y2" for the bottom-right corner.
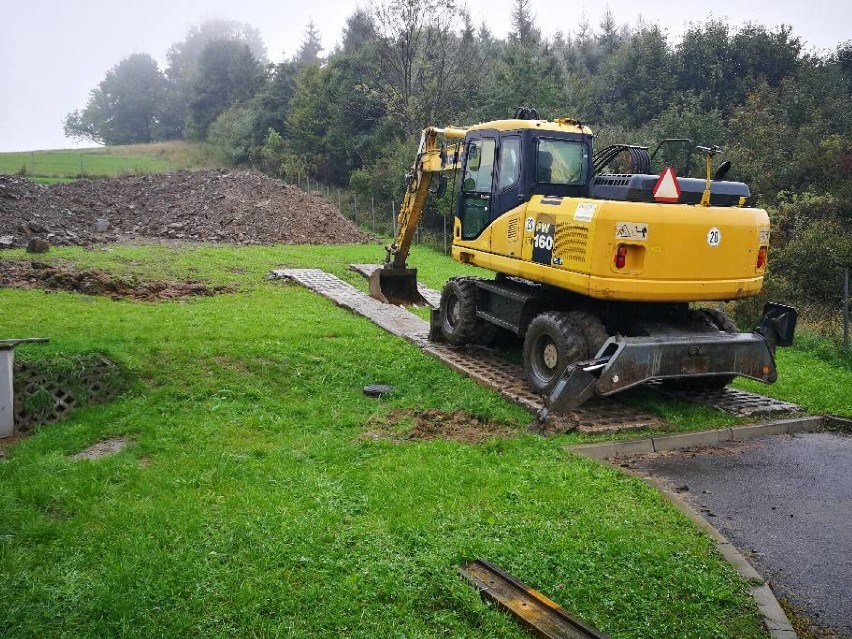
[{"x1": 368, "y1": 267, "x2": 428, "y2": 306}]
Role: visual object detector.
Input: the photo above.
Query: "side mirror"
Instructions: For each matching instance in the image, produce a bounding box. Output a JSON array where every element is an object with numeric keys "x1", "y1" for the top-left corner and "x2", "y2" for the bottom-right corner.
[
  {"x1": 467, "y1": 145, "x2": 481, "y2": 171},
  {"x1": 713, "y1": 160, "x2": 732, "y2": 181}
]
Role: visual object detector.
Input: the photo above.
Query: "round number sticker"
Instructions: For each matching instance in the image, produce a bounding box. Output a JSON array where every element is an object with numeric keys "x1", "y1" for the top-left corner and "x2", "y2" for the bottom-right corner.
[
  {"x1": 707, "y1": 227, "x2": 721, "y2": 247},
  {"x1": 525, "y1": 217, "x2": 535, "y2": 232}
]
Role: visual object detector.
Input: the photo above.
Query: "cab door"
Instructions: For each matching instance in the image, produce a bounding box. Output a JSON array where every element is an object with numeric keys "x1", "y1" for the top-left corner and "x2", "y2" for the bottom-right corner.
[
  {"x1": 458, "y1": 136, "x2": 496, "y2": 241},
  {"x1": 492, "y1": 135, "x2": 523, "y2": 218}
]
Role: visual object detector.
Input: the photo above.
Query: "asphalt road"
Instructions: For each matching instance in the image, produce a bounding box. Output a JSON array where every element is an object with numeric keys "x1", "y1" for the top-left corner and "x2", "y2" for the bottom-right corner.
[{"x1": 630, "y1": 431, "x2": 852, "y2": 637}]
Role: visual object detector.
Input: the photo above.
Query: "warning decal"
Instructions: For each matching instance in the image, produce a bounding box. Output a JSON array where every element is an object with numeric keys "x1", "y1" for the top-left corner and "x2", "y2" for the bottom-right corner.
[
  {"x1": 574, "y1": 202, "x2": 597, "y2": 222},
  {"x1": 615, "y1": 222, "x2": 649, "y2": 241},
  {"x1": 652, "y1": 166, "x2": 681, "y2": 203}
]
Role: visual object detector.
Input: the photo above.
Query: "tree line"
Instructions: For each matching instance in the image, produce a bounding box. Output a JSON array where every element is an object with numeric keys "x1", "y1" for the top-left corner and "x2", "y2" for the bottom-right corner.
[{"x1": 64, "y1": 0, "x2": 852, "y2": 314}]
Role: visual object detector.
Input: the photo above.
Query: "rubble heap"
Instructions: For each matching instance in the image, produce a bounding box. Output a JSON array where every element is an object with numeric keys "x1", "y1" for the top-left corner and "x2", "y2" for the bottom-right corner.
[{"x1": 0, "y1": 171, "x2": 373, "y2": 247}]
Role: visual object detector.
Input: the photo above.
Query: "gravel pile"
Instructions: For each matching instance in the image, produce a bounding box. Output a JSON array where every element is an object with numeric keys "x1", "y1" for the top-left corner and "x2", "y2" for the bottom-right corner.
[{"x1": 0, "y1": 171, "x2": 373, "y2": 247}]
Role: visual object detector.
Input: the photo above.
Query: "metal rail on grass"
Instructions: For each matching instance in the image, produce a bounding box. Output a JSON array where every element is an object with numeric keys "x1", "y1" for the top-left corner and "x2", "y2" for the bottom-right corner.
[{"x1": 459, "y1": 559, "x2": 610, "y2": 639}]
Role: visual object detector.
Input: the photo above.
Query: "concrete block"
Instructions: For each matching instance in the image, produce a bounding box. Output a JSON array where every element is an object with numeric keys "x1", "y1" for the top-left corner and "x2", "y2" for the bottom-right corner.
[
  {"x1": 652, "y1": 428, "x2": 730, "y2": 452},
  {"x1": 566, "y1": 437, "x2": 654, "y2": 459},
  {"x1": 824, "y1": 415, "x2": 852, "y2": 430},
  {"x1": 782, "y1": 415, "x2": 825, "y2": 433},
  {"x1": 730, "y1": 422, "x2": 789, "y2": 439},
  {"x1": 0, "y1": 350, "x2": 13, "y2": 438},
  {"x1": 750, "y1": 584, "x2": 797, "y2": 638},
  {"x1": 730, "y1": 416, "x2": 818, "y2": 440}
]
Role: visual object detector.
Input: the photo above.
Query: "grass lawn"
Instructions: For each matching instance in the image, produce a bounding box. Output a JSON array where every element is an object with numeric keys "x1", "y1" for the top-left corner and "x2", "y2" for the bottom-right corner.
[
  {"x1": 0, "y1": 141, "x2": 221, "y2": 182},
  {"x1": 5, "y1": 241, "x2": 844, "y2": 637}
]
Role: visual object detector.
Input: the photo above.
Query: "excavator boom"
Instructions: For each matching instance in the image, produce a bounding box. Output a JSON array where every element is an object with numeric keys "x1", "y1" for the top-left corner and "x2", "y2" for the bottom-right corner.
[{"x1": 369, "y1": 127, "x2": 466, "y2": 305}]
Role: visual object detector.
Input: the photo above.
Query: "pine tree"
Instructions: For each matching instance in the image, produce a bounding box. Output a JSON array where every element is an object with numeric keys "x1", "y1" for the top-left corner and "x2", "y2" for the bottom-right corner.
[
  {"x1": 295, "y1": 21, "x2": 324, "y2": 67},
  {"x1": 509, "y1": 0, "x2": 540, "y2": 48}
]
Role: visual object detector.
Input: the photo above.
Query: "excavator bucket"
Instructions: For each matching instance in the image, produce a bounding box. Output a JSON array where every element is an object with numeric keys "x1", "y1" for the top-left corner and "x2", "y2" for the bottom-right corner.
[{"x1": 369, "y1": 267, "x2": 428, "y2": 306}]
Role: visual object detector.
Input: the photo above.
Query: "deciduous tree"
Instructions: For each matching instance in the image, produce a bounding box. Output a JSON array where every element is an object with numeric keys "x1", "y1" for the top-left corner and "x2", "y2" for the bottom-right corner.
[
  {"x1": 63, "y1": 53, "x2": 165, "y2": 145},
  {"x1": 371, "y1": 0, "x2": 484, "y2": 136},
  {"x1": 186, "y1": 39, "x2": 266, "y2": 140}
]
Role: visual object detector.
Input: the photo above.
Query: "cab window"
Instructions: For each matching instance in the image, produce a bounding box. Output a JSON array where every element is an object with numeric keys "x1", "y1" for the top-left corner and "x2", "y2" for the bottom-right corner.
[
  {"x1": 536, "y1": 139, "x2": 588, "y2": 185},
  {"x1": 460, "y1": 138, "x2": 496, "y2": 239},
  {"x1": 497, "y1": 136, "x2": 521, "y2": 191}
]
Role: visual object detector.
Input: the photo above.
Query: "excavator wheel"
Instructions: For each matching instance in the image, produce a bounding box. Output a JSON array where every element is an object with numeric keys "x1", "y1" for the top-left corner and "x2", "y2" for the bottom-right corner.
[
  {"x1": 663, "y1": 308, "x2": 739, "y2": 392},
  {"x1": 523, "y1": 311, "x2": 593, "y2": 394},
  {"x1": 439, "y1": 278, "x2": 495, "y2": 346},
  {"x1": 698, "y1": 307, "x2": 739, "y2": 333},
  {"x1": 566, "y1": 310, "x2": 609, "y2": 357}
]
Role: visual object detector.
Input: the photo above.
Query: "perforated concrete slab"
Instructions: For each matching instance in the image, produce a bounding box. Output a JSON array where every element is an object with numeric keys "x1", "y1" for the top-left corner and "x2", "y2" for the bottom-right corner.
[
  {"x1": 646, "y1": 381, "x2": 801, "y2": 416},
  {"x1": 423, "y1": 343, "x2": 661, "y2": 435},
  {"x1": 271, "y1": 269, "x2": 430, "y2": 345},
  {"x1": 272, "y1": 268, "x2": 661, "y2": 434}
]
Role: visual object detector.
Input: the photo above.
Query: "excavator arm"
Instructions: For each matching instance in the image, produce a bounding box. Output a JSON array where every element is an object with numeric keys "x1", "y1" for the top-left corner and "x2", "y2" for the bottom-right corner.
[{"x1": 369, "y1": 126, "x2": 466, "y2": 304}]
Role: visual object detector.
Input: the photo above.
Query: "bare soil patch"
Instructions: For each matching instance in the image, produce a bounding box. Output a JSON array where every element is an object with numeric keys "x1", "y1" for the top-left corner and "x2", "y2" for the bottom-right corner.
[
  {"x1": 0, "y1": 171, "x2": 373, "y2": 247},
  {"x1": 0, "y1": 260, "x2": 233, "y2": 301},
  {"x1": 618, "y1": 439, "x2": 766, "y2": 469},
  {"x1": 72, "y1": 437, "x2": 133, "y2": 460},
  {"x1": 363, "y1": 408, "x2": 518, "y2": 444}
]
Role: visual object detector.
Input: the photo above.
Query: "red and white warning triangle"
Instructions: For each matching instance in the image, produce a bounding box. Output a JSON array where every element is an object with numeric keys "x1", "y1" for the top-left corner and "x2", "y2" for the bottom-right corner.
[{"x1": 652, "y1": 166, "x2": 681, "y2": 203}]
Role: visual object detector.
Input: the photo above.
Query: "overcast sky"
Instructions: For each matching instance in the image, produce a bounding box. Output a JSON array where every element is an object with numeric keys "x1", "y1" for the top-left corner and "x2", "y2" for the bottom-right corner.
[{"x1": 1, "y1": 0, "x2": 849, "y2": 153}]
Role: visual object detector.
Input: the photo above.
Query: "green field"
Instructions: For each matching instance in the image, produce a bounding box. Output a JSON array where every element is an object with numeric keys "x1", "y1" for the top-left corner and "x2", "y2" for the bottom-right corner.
[
  {"x1": 0, "y1": 141, "x2": 222, "y2": 182},
  {"x1": 0, "y1": 242, "x2": 806, "y2": 638}
]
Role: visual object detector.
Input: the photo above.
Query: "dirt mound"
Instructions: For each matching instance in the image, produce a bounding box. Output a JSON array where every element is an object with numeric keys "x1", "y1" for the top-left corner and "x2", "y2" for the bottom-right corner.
[
  {"x1": 0, "y1": 171, "x2": 373, "y2": 247},
  {"x1": 0, "y1": 260, "x2": 233, "y2": 301},
  {"x1": 363, "y1": 408, "x2": 518, "y2": 444}
]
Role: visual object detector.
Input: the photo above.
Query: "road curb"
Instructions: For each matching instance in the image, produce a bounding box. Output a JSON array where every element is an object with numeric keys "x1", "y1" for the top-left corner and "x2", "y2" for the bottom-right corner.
[
  {"x1": 565, "y1": 417, "x2": 829, "y2": 638},
  {"x1": 566, "y1": 415, "x2": 825, "y2": 460},
  {"x1": 823, "y1": 415, "x2": 852, "y2": 430},
  {"x1": 632, "y1": 470, "x2": 797, "y2": 638}
]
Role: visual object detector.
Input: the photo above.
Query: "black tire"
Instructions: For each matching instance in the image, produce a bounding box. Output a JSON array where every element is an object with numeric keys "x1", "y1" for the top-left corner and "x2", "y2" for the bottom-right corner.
[
  {"x1": 567, "y1": 310, "x2": 609, "y2": 357},
  {"x1": 440, "y1": 278, "x2": 483, "y2": 346},
  {"x1": 698, "y1": 307, "x2": 739, "y2": 333},
  {"x1": 475, "y1": 319, "x2": 500, "y2": 347},
  {"x1": 523, "y1": 311, "x2": 590, "y2": 394},
  {"x1": 665, "y1": 308, "x2": 739, "y2": 392}
]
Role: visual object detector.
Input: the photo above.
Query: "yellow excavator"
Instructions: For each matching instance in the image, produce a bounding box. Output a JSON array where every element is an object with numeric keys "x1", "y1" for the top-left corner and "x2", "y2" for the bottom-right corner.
[{"x1": 370, "y1": 109, "x2": 796, "y2": 410}]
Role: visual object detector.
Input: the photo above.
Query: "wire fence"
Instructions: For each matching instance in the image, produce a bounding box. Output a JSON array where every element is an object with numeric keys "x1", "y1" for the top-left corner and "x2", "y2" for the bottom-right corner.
[
  {"x1": 284, "y1": 174, "x2": 454, "y2": 255},
  {"x1": 1, "y1": 151, "x2": 174, "y2": 181}
]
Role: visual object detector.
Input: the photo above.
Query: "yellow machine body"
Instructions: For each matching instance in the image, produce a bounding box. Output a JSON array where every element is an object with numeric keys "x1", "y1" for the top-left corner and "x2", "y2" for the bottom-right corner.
[
  {"x1": 452, "y1": 196, "x2": 770, "y2": 302},
  {"x1": 371, "y1": 116, "x2": 794, "y2": 408}
]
